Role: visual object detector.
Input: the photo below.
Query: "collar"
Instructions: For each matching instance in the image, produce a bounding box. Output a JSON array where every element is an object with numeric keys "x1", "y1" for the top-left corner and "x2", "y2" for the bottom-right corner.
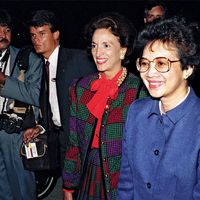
[
  {"x1": 148, "y1": 87, "x2": 197, "y2": 124},
  {"x1": 0, "y1": 48, "x2": 8, "y2": 61},
  {"x1": 159, "y1": 87, "x2": 190, "y2": 115},
  {"x1": 45, "y1": 45, "x2": 60, "y2": 66}
]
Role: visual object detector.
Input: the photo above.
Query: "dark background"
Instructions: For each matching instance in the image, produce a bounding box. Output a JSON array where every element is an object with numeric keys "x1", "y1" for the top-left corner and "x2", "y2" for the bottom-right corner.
[{"x1": 1, "y1": 0, "x2": 200, "y2": 49}]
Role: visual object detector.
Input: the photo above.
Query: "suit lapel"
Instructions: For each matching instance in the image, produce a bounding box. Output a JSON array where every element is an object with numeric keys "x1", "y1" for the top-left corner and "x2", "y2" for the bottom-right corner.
[{"x1": 56, "y1": 47, "x2": 70, "y2": 78}]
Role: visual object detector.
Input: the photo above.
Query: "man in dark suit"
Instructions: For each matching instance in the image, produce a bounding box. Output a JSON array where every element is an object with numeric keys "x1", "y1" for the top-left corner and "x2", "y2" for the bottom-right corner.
[
  {"x1": 23, "y1": 9, "x2": 96, "y2": 170},
  {"x1": 0, "y1": 9, "x2": 43, "y2": 200}
]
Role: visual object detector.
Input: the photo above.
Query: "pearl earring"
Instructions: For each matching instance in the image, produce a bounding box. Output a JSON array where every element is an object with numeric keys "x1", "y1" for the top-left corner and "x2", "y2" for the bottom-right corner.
[{"x1": 120, "y1": 54, "x2": 125, "y2": 60}]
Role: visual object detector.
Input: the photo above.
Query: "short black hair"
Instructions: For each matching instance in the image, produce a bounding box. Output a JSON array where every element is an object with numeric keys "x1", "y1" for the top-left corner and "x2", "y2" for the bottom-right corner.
[
  {"x1": 28, "y1": 9, "x2": 60, "y2": 33},
  {"x1": 135, "y1": 16, "x2": 200, "y2": 77},
  {"x1": 0, "y1": 9, "x2": 12, "y2": 28},
  {"x1": 144, "y1": 0, "x2": 167, "y2": 18},
  {"x1": 84, "y1": 12, "x2": 136, "y2": 66}
]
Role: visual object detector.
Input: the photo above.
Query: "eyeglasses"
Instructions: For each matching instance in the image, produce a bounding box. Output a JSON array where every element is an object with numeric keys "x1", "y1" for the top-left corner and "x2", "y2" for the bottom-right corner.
[{"x1": 136, "y1": 57, "x2": 181, "y2": 73}]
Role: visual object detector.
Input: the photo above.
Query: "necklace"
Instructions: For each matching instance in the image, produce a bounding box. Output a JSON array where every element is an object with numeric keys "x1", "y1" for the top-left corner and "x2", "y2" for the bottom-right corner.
[
  {"x1": 98, "y1": 67, "x2": 127, "y2": 87},
  {"x1": 117, "y1": 67, "x2": 127, "y2": 86}
]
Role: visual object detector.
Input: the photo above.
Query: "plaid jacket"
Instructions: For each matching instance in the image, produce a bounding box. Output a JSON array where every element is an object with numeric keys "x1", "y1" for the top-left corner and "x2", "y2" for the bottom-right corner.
[{"x1": 63, "y1": 72, "x2": 148, "y2": 199}]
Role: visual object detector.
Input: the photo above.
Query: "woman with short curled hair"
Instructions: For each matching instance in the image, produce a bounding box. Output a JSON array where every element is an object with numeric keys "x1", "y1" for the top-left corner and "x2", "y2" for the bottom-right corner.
[{"x1": 117, "y1": 16, "x2": 200, "y2": 200}]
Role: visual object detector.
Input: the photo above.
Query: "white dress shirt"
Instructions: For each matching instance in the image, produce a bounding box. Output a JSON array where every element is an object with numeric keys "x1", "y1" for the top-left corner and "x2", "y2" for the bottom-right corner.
[{"x1": 45, "y1": 45, "x2": 61, "y2": 126}]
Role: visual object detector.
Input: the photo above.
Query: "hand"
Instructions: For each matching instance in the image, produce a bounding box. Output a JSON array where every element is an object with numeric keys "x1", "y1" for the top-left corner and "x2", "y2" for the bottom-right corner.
[
  {"x1": 0, "y1": 71, "x2": 6, "y2": 85},
  {"x1": 63, "y1": 191, "x2": 73, "y2": 200},
  {"x1": 23, "y1": 126, "x2": 42, "y2": 144}
]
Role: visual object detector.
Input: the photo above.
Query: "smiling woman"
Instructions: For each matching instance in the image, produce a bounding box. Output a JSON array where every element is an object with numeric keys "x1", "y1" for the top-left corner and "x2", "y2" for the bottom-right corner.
[
  {"x1": 62, "y1": 12, "x2": 148, "y2": 200},
  {"x1": 117, "y1": 16, "x2": 200, "y2": 200},
  {"x1": 137, "y1": 40, "x2": 192, "y2": 104}
]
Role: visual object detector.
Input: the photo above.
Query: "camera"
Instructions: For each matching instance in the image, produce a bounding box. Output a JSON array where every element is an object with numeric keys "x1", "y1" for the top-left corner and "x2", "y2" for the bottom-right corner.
[{"x1": 0, "y1": 113, "x2": 23, "y2": 134}]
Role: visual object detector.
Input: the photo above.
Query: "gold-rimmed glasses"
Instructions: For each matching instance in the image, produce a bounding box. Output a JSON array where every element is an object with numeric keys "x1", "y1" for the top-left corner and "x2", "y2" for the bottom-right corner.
[{"x1": 136, "y1": 57, "x2": 181, "y2": 73}]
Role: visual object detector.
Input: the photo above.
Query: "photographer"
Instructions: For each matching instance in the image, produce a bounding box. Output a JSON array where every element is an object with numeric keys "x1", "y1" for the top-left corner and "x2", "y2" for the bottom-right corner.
[{"x1": 0, "y1": 9, "x2": 43, "y2": 200}]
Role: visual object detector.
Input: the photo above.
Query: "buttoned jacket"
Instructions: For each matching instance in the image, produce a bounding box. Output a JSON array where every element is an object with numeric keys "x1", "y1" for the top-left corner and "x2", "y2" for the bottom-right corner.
[
  {"x1": 117, "y1": 88, "x2": 200, "y2": 200},
  {"x1": 63, "y1": 72, "x2": 148, "y2": 199}
]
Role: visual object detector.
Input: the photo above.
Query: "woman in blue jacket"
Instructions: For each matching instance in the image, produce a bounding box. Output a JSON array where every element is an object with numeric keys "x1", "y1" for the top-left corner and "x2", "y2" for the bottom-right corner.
[{"x1": 117, "y1": 16, "x2": 200, "y2": 200}]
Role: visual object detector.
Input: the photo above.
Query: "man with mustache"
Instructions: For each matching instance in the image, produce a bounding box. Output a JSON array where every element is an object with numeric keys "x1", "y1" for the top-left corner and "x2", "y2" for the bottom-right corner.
[{"x1": 0, "y1": 9, "x2": 43, "y2": 200}]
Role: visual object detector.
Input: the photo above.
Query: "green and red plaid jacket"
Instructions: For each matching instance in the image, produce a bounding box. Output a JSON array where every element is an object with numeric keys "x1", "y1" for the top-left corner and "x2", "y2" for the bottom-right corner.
[{"x1": 63, "y1": 72, "x2": 148, "y2": 199}]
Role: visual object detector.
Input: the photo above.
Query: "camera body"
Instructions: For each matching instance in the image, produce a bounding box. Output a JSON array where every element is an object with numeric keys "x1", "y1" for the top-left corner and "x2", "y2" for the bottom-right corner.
[{"x1": 0, "y1": 113, "x2": 23, "y2": 134}]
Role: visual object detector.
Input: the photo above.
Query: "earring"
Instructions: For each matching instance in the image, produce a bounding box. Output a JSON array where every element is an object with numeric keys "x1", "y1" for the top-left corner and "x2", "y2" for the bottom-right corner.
[{"x1": 120, "y1": 54, "x2": 125, "y2": 60}]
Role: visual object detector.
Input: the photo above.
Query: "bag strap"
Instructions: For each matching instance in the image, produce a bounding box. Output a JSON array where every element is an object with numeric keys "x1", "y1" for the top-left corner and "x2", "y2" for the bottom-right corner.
[{"x1": 10, "y1": 46, "x2": 33, "y2": 116}]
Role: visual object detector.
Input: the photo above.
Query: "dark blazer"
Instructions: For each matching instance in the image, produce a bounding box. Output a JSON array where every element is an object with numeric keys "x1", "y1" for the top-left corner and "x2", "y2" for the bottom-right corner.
[{"x1": 40, "y1": 47, "x2": 97, "y2": 168}]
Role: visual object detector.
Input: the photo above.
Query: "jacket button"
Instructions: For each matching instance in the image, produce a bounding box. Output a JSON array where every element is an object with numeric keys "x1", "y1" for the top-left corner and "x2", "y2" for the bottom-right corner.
[
  {"x1": 105, "y1": 174, "x2": 108, "y2": 178},
  {"x1": 105, "y1": 105, "x2": 109, "y2": 110},
  {"x1": 101, "y1": 124, "x2": 105, "y2": 127},
  {"x1": 106, "y1": 189, "x2": 110, "y2": 193},
  {"x1": 154, "y1": 149, "x2": 159, "y2": 156},
  {"x1": 146, "y1": 182, "x2": 151, "y2": 189}
]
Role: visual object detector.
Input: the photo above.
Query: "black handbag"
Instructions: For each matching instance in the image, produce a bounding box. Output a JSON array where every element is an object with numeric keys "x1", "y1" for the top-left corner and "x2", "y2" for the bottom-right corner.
[{"x1": 20, "y1": 133, "x2": 50, "y2": 171}]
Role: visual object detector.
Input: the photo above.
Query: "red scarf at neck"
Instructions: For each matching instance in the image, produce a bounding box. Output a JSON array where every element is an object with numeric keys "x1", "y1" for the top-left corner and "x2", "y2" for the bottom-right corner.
[{"x1": 87, "y1": 69, "x2": 123, "y2": 148}]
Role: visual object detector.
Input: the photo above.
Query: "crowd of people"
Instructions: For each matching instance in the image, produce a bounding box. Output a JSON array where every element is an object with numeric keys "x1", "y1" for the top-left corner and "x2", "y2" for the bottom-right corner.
[{"x1": 1, "y1": 0, "x2": 200, "y2": 200}]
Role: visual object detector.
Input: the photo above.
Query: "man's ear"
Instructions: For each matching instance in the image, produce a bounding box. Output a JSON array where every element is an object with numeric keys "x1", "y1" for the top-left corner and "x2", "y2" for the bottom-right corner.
[
  {"x1": 53, "y1": 30, "x2": 60, "y2": 41},
  {"x1": 144, "y1": 18, "x2": 147, "y2": 24}
]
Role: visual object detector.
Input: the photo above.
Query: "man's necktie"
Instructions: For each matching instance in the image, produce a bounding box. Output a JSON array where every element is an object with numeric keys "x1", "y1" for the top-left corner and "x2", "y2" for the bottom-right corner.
[
  {"x1": 45, "y1": 60, "x2": 50, "y2": 82},
  {"x1": 44, "y1": 60, "x2": 54, "y2": 130}
]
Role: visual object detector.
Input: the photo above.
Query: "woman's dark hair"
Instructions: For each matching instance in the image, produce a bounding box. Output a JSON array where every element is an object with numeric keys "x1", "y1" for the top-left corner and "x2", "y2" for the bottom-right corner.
[
  {"x1": 28, "y1": 9, "x2": 60, "y2": 33},
  {"x1": 84, "y1": 12, "x2": 136, "y2": 66},
  {"x1": 135, "y1": 16, "x2": 200, "y2": 74}
]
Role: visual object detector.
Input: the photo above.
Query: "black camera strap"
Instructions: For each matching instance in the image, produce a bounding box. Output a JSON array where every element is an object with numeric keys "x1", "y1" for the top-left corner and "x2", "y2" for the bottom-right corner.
[
  {"x1": 0, "y1": 46, "x2": 37, "y2": 134},
  {"x1": 10, "y1": 46, "x2": 33, "y2": 117},
  {"x1": 0, "y1": 48, "x2": 10, "y2": 73},
  {"x1": 0, "y1": 48, "x2": 10, "y2": 115},
  {"x1": 1, "y1": 46, "x2": 32, "y2": 116}
]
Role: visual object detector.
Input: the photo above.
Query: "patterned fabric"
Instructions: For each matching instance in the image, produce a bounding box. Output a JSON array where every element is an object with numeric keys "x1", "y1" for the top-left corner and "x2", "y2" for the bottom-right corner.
[
  {"x1": 77, "y1": 148, "x2": 106, "y2": 200},
  {"x1": 63, "y1": 72, "x2": 148, "y2": 200}
]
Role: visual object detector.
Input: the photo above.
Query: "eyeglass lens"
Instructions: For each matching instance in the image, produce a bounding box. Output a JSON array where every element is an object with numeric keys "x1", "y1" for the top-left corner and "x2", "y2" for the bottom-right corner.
[{"x1": 137, "y1": 57, "x2": 170, "y2": 73}]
